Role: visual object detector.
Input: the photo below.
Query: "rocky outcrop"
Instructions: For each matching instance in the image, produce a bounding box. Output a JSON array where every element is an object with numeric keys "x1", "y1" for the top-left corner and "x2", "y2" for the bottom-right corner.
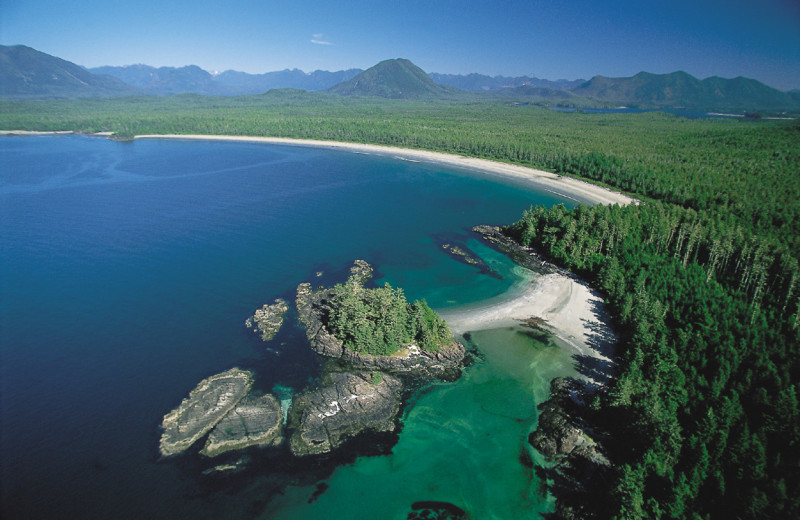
[
  {"x1": 434, "y1": 234, "x2": 501, "y2": 279},
  {"x1": 159, "y1": 368, "x2": 253, "y2": 457},
  {"x1": 472, "y1": 225, "x2": 557, "y2": 275},
  {"x1": 295, "y1": 262, "x2": 466, "y2": 379},
  {"x1": 245, "y1": 299, "x2": 289, "y2": 342},
  {"x1": 529, "y1": 378, "x2": 609, "y2": 464},
  {"x1": 201, "y1": 394, "x2": 283, "y2": 457},
  {"x1": 289, "y1": 371, "x2": 403, "y2": 456}
]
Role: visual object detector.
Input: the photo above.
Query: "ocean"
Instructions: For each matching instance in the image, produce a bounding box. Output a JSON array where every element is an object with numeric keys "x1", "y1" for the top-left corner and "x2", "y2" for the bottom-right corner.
[{"x1": 0, "y1": 135, "x2": 579, "y2": 519}]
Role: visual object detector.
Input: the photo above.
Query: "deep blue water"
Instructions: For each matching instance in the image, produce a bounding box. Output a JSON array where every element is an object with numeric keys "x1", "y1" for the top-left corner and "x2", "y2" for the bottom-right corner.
[{"x1": 0, "y1": 136, "x2": 574, "y2": 519}]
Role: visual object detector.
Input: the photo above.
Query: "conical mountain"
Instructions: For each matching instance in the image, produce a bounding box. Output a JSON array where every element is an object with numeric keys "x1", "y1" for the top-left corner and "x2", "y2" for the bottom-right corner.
[{"x1": 328, "y1": 58, "x2": 457, "y2": 98}]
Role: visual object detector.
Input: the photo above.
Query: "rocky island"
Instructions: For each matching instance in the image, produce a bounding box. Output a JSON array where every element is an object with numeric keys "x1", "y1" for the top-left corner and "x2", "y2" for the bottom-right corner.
[
  {"x1": 159, "y1": 260, "x2": 465, "y2": 461},
  {"x1": 159, "y1": 368, "x2": 254, "y2": 457},
  {"x1": 289, "y1": 371, "x2": 403, "y2": 456},
  {"x1": 287, "y1": 259, "x2": 466, "y2": 455},
  {"x1": 245, "y1": 298, "x2": 289, "y2": 342},
  {"x1": 201, "y1": 393, "x2": 283, "y2": 457}
]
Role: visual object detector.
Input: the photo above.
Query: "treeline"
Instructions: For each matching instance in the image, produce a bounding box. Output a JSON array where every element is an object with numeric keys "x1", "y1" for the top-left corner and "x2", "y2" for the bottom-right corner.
[
  {"x1": 506, "y1": 202, "x2": 800, "y2": 519},
  {"x1": 327, "y1": 277, "x2": 452, "y2": 355}
]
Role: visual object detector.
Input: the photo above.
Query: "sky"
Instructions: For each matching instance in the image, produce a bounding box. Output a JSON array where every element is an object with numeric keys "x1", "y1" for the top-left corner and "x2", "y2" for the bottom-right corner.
[{"x1": 1, "y1": 0, "x2": 799, "y2": 90}]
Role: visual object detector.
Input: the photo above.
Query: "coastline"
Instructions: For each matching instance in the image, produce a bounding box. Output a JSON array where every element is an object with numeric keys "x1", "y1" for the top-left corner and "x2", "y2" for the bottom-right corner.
[
  {"x1": 440, "y1": 272, "x2": 614, "y2": 378},
  {"x1": 131, "y1": 134, "x2": 638, "y2": 206},
  {"x1": 130, "y1": 135, "x2": 623, "y2": 373},
  {"x1": 5, "y1": 130, "x2": 620, "y2": 378}
]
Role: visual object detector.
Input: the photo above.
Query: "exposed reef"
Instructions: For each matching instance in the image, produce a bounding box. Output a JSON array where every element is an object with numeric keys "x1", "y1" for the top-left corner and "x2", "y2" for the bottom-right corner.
[
  {"x1": 245, "y1": 298, "x2": 289, "y2": 342},
  {"x1": 289, "y1": 371, "x2": 403, "y2": 456},
  {"x1": 433, "y1": 233, "x2": 501, "y2": 279},
  {"x1": 159, "y1": 368, "x2": 254, "y2": 457},
  {"x1": 201, "y1": 394, "x2": 283, "y2": 457},
  {"x1": 472, "y1": 224, "x2": 557, "y2": 275}
]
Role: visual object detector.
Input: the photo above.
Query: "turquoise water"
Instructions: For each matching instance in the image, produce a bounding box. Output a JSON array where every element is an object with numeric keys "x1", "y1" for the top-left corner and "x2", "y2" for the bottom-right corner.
[{"x1": 0, "y1": 135, "x2": 576, "y2": 519}]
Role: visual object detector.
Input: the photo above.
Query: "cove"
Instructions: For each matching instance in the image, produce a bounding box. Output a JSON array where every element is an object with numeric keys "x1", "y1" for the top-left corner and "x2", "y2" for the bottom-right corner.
[{"x1": 0, "y1": 135, "x2": 579, "y2": 519}]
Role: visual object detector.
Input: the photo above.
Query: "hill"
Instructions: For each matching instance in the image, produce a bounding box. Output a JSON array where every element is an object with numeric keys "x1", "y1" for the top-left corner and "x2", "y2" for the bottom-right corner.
[
  {"x1": 0, "y1": 45, "x2": 141, "y2": 100},
  {"x1": 572, "y1": 71, "x2": 799, "y2": 110},
  {"x1": 328, "y1": 58, "x2": 459, "y2": 99}
]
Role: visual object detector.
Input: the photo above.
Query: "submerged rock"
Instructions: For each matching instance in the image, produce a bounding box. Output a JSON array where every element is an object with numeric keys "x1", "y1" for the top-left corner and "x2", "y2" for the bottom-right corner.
[
  {"x1": 289, "y1": 371, "x2": 403, "y2": 456},
  {"x1": 201, "y1": 394, "x2": 283, "y2": 457},
  {"x1": 434, "y1": 234, "x2": 501, "y2": 280},
  {"x1": 245, "y1": 299, "x2": 289, "y2": 342},
  {"x1": 159, "y1": 368, "x2": 253, "y2": 457}
]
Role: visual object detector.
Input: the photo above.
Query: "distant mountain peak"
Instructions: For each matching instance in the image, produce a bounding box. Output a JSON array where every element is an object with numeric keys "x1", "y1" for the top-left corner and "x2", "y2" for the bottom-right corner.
[{"x1": 328, "y1": 58, "x2": 457, "y2": 99}]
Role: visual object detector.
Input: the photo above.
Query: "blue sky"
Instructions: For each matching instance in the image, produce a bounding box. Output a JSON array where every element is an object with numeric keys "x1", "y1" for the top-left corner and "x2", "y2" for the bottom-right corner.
[{"x1": 1, "y1": 0, "x2": 799, "y2": 90}]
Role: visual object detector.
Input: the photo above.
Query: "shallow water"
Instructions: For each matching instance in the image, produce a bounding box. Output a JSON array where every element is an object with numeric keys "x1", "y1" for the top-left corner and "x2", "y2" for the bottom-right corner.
[{"x1": 0, "y1": 135, "x2": 577, "y2": 519}]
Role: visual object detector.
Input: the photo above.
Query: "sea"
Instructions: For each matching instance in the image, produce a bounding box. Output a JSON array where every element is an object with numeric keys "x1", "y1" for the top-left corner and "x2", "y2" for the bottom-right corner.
[{"x1": 0, "y1": 135, "x2": 580, "y2": 519}]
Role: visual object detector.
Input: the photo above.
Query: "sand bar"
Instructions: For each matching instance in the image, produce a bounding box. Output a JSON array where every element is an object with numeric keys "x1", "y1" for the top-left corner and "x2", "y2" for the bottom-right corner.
[{"x1": 133, "y1": 134, "x2": 637, "y2": 206}]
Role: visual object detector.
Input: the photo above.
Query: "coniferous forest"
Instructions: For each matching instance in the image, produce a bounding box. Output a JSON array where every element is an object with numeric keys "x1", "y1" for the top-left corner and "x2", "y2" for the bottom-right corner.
[{"x1": 2, "y1": 94, "x2": 798, "y2": 518}]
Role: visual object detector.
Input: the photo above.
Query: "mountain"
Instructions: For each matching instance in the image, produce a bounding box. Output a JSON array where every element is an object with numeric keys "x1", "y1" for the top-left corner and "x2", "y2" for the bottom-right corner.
[
  {"x1": 0, "y1": 45, "x2": 141, "y2": 99},
  {"x1": 214, "y1": 68, "x2": 362, "y2": 94},
  {"x1": 328, "y1": 58, "x2": 459, "y2": 98},
  {"x1": 90, "y1": 64, "x2": 224, "y2": 95},
  {"x1": 572, "y1": 71, "x2": 799, "y2": 110},
  {"x1": 91, "y1": 65, "x2": 362, "y2": 95},
  {"x1": 429, "y1": 72, "x2": 584, "y2": 92}
]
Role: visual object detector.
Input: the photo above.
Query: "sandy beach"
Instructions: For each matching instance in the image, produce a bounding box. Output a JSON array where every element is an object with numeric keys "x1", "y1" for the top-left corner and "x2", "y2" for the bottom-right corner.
[
  {"x1": 440, "y1": 273, "x2": 614, "y2": 369},
  {"x1": 133, "y1": 135, "x2": 637, "y2": 206}
]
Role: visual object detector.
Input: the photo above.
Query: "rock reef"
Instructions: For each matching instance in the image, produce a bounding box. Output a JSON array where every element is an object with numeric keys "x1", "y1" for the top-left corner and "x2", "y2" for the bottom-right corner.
[
  {"x1": 245, "y1": 299, "x2": 289, "y2": 342},
  {"x1": 289, "y1": 371, "x2": 403, "y2": 456},
  {"x1": 201, "y1": 394, "x2": 283, "y2": 457},
  {"x1": 159, "y1": 368, "x2": 254, "y2": 457}
]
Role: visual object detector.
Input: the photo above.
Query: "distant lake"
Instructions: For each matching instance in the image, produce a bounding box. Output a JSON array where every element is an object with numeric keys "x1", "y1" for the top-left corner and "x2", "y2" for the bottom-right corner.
[{"x1": 0, "y1": 136, "x2": 578, "y2": 519}]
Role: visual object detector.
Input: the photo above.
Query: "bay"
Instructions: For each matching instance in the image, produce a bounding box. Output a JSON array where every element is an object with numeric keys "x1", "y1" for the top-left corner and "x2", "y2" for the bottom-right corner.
[{"x1": 0, "y1": 135, "x2": 577, "y2": 519}]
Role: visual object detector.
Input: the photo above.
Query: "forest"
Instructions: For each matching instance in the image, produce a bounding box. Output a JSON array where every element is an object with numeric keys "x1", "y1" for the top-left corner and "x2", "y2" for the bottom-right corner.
[
  {"x1": 2, "y1": 94, "x2": 798, "y2": 518},
  {"x1": 327, "y1": 277, "x2": 452, "y2": 355}
]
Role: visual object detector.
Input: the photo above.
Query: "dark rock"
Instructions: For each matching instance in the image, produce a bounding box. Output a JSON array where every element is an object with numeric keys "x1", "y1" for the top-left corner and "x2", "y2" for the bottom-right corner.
[
  {"x1": 159, "y1": 368, "x2": 253, "y2": 457},
  {"x1": 529, "y1": 378, "x2": 603, "y2": 460},
  {"x1": 245, "y1": 299, "x2": 289, "y2": 342},
  {"x1": 472, "y1": 225, "x2": 558, "y2": 275},
  {"x1": 434, "y1": 235, "x2": 501, "y2": 279},
  {"x1": 201, "y1": 393, "x2": 283, "y2": 457},
  {"x1": 289, "y1": 371, "x2": 403, "y2": 456}
]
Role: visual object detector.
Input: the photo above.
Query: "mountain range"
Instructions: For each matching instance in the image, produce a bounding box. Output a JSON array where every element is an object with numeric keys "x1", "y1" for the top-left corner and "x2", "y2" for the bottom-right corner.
[{"x1": 2, "y1": 45, "x2": 798, "y2": 110}]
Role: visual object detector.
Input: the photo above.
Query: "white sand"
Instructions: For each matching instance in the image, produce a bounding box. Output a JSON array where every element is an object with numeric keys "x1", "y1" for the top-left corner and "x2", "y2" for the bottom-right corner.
[
  {"x1": 440, "y1": 273, "x2": 614, "y2": 365},
  {"x1": 133, "y1": 135, "x2": 637, "y2": 206}
]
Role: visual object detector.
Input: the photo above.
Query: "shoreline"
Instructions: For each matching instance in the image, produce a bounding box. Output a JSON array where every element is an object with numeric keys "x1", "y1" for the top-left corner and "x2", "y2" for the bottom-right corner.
[
  {"x1": 440, "y1": 272, "x2": 614, "y2": 378},
  {"x1": 1, "y1": 131, "x2": 636, "y2": 206},
  {"x1": 131, "y1": 134, "x2": 638, "y2": 207},
  {"x1": 5, "y1": 130, "x2": 620, "y2": 377}
]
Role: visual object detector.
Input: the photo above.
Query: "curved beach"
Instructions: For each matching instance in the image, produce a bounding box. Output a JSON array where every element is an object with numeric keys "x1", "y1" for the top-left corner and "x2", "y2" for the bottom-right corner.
[
  {"x1": 133, "y1": 135, "x2": 637, "y2": 206},
  {"x1": 133, "y1": 134, "x2": 625, "y2": 367}
]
